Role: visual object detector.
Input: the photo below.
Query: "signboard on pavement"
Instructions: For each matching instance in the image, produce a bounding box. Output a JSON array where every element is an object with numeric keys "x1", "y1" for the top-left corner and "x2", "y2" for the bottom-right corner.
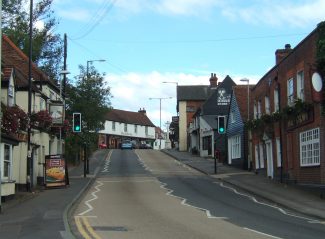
[{"x1": 45, "y1": 154, "x2": 66, "y2": 187}]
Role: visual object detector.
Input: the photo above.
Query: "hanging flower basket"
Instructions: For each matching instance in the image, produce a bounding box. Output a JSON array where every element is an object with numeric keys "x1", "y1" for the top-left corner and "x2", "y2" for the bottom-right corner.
[
  {"x1": 1, "y1": 104, "x2": 28, "y2": 134},
  {"x1": 30, "y1": 110, "x2": 53, "y2": 131}
]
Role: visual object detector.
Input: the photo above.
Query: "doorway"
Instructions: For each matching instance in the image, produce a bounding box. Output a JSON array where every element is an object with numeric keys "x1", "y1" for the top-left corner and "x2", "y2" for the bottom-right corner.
[{"x1": 265, "y1": 140, "x2": 274, "y2": 178}]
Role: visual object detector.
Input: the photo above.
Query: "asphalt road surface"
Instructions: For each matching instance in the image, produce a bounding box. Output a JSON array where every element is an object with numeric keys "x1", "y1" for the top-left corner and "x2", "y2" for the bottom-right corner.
[{"x1": 71, "y1": 149, "x2": 325, "y2": 239}]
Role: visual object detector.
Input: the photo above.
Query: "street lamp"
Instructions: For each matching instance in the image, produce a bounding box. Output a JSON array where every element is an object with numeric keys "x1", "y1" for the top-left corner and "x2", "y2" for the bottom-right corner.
[
  {"x1": 149, "y1": 97, "x2": 172, "y2": 149},
  {"x1": 85, "y1": 59, "x2": 105, "y2": 174},
  {"x1": 58, "y1": 70, "x2": 70, "y2": 156},
  {"x1": 240, "y1": 78, "x2": 251, "y2": 170}
]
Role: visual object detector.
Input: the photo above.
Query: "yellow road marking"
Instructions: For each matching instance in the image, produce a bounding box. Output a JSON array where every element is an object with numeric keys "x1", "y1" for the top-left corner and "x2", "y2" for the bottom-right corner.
[
  {"x1": 75, "y1": 216, "x2": 102, "y2": 239},
  {"x1": 81, "y1": 216, "x2": 102, "y2": 239},
  {"x1": 75, "y1": 216, "x2": 91, "y2": 239}
]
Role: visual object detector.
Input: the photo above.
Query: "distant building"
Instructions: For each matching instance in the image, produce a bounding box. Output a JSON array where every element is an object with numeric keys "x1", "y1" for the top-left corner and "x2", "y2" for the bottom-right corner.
[
  {"x1": 98, "y1": 108, "x2": 155, "y2": 148},
  {"x1": 177, "y1": 74, "x2": 217, "y2": 151}
]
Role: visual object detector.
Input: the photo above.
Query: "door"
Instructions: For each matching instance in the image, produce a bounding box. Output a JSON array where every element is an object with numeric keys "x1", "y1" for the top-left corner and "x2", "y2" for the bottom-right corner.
[{"x1": 266, "y1": 140, "x2": 274, "y2": 178}]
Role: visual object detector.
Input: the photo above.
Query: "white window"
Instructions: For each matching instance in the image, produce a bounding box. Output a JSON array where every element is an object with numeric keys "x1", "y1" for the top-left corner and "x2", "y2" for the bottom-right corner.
[
  {"x1": 8, "y1": 85, "x2": 15, "y2": 107},
  {"x1": 230, "y1": 135, "x2": 241, "y2": 159},
  {"x1": 40, "y1": 98, "x2": 45, "y2": 111},
  {"x1": 257, "y1": 101, "x2": 262, "y2": 118},
  {"x1": 255, "y1": 145, "x2": 260, "y2": 169},
  {"x1": 274, "y1": 89, "x2": 279, "y2": 112},
  {"x1": 287, "y1": 78, "x2": 294, "y2": 106},
  {"x1": 297, "y1": 71, "x2": 304, "y2": 101},
  {"x1": 259, "y1": 143, "x2": 265, "y2": 168},
  {"x1": 254, "y1": 102, "x2": 257, "y2": 119},
  {"x1": 112, "y1": 122, "x2": 116, "y2": 131},
  {"x1": 300, "y1": 128, "x2": 320, "y2": 166},
  {"x1": 134, "y1": 125, "x2": 138, "y2": 133},
  {"x1": 3, "y1": 144, "x2": 12, "y2": 179},
  {"x1": 265, "y1": 96, "x2": 270, "y2": 114},
  {"x1": 124, "y1": 123, "x2": 127, "y2": 132},
  {"x1": 145, "y1": 126, "x2": 148, "y2": 135},
  {"x1": 276, "y1": 138, "x2": 281, "y2": 167}
]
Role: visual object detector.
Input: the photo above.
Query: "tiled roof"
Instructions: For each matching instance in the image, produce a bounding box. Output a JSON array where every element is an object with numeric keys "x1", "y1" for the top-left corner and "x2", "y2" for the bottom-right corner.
[
  {"x1": 201, "y1": 75, "x2": 236, "y2": 115},
  {"x1": 106, "y1": 109, "x2": 155, "y2": 127},
  {"x1": 177, "y1": 85, "x2": 213, "y2": 101},
  {"x1": 2, "y1": 35, "x2": 58, "y2": 89}
]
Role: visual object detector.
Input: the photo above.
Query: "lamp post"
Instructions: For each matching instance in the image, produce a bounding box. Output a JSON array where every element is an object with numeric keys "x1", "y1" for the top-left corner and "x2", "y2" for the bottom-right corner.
[
  {"x1": 149, "y1": 97, "x2": 172, "y2": 149},
  {"x1": 240, "y1": 78, "x2": 251, "y2": 170},
  {"x1": 85, "y1": 59, "x2": 105, "y2": 173}
]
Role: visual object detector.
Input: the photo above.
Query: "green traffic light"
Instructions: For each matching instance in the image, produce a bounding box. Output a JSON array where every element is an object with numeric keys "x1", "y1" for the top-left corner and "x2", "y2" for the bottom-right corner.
[
  {"x1": 75, "y1": 126, "x2": 80, "y2": 131},
  {"x1": 219, "y1": 128, "x2": 224, "y2": 133}
]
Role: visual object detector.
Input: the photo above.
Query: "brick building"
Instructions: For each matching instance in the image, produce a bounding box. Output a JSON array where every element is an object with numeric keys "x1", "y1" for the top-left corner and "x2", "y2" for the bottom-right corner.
[{"x1": 250, "y1": 23, "x2": 325, "y2": 184}]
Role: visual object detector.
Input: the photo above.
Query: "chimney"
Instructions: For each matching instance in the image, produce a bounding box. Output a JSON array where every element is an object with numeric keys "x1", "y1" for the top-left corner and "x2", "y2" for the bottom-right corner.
[
  {"x1": 275, "y1": 44, "x2": 292, "y2": 64},
  {"x1": 138, "y1": 108, "x2": 146, "y2": 115},
  {"x1": 209, "y1": 73, "x2": 218, "y2": 87}
]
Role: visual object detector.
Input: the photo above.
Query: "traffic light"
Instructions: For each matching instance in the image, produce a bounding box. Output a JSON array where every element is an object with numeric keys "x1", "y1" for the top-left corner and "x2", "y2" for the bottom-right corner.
[
  {"x1": 73, "y1": 113, "x2": 82, "y2": 133},
  {"x1": 218, "y1": 116, "x2": 226, "y2": 134}
]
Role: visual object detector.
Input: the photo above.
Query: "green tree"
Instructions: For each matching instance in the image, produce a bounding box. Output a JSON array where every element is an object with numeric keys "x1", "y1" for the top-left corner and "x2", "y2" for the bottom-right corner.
[
  {"x1": 65, "y1": 65, "x2": 112, "y2": 161},
  {"x1": 2, "y1": 0, "x2": 63, "y2": 80}
]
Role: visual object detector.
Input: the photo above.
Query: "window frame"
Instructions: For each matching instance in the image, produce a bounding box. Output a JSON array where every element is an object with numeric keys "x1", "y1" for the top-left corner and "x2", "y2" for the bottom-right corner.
[
  {"x1": 274, "y1": 89, "x2": 279, "y2": 112},
  {"x1": 230, "y1": 135, "x2": 241, "y2": 159},
  {"x1": 265, "y1": 96, "x2": 270, "y2": 114},
  {"x1": 3, "y1": 144, "x2": 12, "y2": 180},
  {"x1": 300, "y1": 128, "x2": 320, "y2": 167},
  {"x1": 297, "y1": 71, "x2": 304, "y2": 101},
  {"x1": 287, "y1": 77, "x2": 294, "y2": 106}
]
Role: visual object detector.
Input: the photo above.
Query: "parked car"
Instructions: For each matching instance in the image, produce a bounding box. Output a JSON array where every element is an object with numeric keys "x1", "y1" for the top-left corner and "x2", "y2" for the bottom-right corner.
[
  {"x1": 139, "y1": 143, "x2": 152, "y2": 149},
  {"x1": 99, "y1": 142, "x2": 107, "y2": 149},
  {"x1": 121, "y1": 140, "x2": 133, "y2": 150}
]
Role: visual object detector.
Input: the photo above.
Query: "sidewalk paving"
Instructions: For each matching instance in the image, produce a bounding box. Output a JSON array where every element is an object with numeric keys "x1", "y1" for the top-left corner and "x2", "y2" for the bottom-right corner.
[
  {"x1": 162, "y1": 148, "x2": 325, "y2": 221},
  {"x1": 0, "y1": 149, "x2": 109, "y2": 239}
]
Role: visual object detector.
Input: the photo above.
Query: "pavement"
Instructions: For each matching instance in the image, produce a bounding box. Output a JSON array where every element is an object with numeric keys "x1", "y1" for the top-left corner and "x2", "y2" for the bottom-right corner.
[
  {"x1": 162, "y1": 148, "x2": 325, "y2": 221},
  {"x1": 0, "y1": 149, "x2": 109, "y2": 239}
]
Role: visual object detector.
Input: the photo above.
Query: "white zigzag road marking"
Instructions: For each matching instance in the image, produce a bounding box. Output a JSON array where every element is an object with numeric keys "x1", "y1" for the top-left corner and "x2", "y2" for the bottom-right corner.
[
  {"x1": 135, "y1": 151, "x2": 227, "y2": 220},
  {"x1": 78, "y1": 181, "x2": 104, "y2": 216},
  {"x1": 101, "y1": 151, "x2": 112, "y2": 173},
  {"x1": 159, "y1": 181, "x2": 227, "y2": 220},
  {"x1": 218, "y1": 182, "x2": 320, "y2": 223}
]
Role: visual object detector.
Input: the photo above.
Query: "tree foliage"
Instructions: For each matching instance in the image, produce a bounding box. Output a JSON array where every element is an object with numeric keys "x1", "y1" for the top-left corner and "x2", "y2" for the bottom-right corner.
[
  {"x1": 2, "y1": 0, "x2": 63, "y2": 80},
  {"x1": 65, "y1": 65, "x2": 112, "y2": 156}
]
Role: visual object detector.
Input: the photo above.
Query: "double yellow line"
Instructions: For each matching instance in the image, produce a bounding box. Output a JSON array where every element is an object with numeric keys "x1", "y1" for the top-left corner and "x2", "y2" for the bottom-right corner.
[{"x1": 75, "y1": 216, "x2": 101, "y2": 239}]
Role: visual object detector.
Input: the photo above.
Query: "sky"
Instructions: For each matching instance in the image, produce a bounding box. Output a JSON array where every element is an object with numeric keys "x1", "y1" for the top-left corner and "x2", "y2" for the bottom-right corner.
[{"x1": 50, "y1": 0, "x2": 325, "y2": 129}]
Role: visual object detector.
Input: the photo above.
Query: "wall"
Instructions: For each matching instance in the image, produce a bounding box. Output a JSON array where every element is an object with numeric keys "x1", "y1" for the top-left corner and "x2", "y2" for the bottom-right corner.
[{"x1": 178, "y1": 101, "x2": 187, "y2": 151}]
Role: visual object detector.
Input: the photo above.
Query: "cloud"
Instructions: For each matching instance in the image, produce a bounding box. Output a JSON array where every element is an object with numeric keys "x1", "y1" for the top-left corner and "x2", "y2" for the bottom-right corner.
[
  {"x1": 58, "y1": 8, "x2": 91, "y2": 22},
  {"x1": 106, "y1": 71, "x2": 261, "y2": 126},
  {"x1": 221, "y1": 0, "x2": 325, "y2": 28}
]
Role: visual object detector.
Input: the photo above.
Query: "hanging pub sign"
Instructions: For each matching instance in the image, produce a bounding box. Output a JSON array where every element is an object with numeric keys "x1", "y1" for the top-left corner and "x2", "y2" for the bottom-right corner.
[
  {"x1": 49, "y1": 102, "x2": 64, "y2": 125},
  {"x1": 45, "y1": 154, "x2": 66, "y2": 187}
]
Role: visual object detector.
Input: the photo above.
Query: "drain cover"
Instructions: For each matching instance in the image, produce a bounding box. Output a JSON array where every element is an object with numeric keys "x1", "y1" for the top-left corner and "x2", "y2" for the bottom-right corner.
[{"x1": 93, "y1": 226, "x2": 128, "y2": 232}]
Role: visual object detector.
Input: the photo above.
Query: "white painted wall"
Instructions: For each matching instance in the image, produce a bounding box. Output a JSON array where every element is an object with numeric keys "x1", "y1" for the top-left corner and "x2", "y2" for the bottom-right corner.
[
  {"x1": 178, "y1": 101, "x2": 187, "y2": 151},
  {"x1": 99, "y1": 120, "x2": 155, "y2": 140},
  {"x1": 199, "y1": 117, "x2": 214, "y2": 158}
]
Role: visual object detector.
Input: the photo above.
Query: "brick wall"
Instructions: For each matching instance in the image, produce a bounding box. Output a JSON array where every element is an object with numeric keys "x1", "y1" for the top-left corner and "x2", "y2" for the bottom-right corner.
[{"x1": 251, "y1": 28, "x2": 324, "y2": 184}]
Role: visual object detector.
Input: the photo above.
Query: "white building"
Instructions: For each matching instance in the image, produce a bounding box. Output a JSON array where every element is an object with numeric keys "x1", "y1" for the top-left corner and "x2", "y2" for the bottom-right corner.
[{"x1": 98, "y1": 108, "x2": 156, "y2": 148}]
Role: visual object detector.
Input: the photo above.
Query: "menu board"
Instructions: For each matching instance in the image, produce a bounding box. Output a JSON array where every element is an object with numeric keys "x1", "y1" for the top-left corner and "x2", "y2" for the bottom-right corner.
[{"x1": 45, "y1": 155, "x2": 66, "y2": 187}]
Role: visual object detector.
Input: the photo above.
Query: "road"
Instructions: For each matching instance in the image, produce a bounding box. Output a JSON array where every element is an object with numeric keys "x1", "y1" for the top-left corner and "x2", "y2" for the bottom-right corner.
[{"x1": 71, "y1": 149, "x2": 325, "y2": 239}]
